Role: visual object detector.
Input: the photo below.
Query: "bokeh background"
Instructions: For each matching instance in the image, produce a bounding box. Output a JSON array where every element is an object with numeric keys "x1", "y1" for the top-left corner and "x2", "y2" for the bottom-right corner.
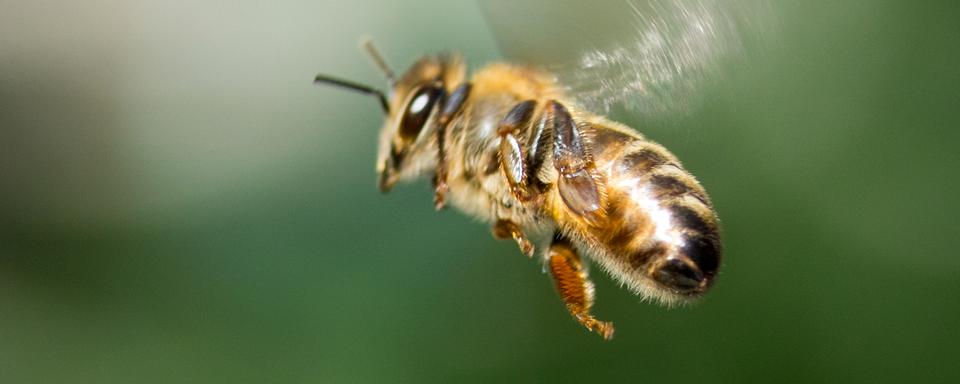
[{"x1": 2, "y1": 0, "x2": 959, "y2": 382}]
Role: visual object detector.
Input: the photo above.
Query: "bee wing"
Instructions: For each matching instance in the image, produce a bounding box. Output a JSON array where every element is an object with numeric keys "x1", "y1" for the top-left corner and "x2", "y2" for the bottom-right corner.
[{"x1": 479, "y1": 0, "x2": 773, "y2": 116}]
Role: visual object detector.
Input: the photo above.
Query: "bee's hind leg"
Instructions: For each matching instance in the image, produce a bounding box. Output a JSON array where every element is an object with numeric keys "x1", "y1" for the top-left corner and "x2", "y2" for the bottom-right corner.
[
  {"x1": 545, "y1": 100, "x2": 604, "y2": 223},
  {"x1": 433, "y1": 82, "x2": 472, "y2": 210},
  {"x1": 547, "y1": 233, "x2": 615, "y2": 340}
]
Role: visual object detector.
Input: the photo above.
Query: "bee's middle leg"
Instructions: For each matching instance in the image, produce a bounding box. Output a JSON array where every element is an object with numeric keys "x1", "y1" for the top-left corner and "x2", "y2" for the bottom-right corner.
[
  {"x1": 497, "y1": 100, "x2": 539, "y2": 203},
  {"x1": 493, "y1": 100, "x2": 543, "y2": 256}
]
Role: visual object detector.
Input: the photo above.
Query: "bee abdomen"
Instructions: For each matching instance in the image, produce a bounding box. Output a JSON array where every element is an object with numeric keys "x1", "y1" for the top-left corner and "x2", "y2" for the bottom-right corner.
[
  {"x1": 660, "y1": 194, "x2": 721, "y2": 278},
  {"x1": 614, "y1": 143, "x2": 716, "y2": 231},
  {"x1": 614, "y1": 143, "x2": 677, "y2": 177},
  {"x1": 647, "y1": 166, "x2": 711, "y2": 206},
  {"x1": 601, "y1": 142, "x2": 722, "y2": 294}
]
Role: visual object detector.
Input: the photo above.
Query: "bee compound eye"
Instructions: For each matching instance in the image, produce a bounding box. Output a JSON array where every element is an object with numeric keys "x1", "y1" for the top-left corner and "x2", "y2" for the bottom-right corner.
[{"x1": 397, "y1": 84, "x2": 442, "y2": 141}]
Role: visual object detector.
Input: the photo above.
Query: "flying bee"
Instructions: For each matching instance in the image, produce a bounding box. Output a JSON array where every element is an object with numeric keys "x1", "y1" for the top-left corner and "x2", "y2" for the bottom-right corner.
[{"x1": 314, "y1": 39, "x2": 721, "y2": 340}]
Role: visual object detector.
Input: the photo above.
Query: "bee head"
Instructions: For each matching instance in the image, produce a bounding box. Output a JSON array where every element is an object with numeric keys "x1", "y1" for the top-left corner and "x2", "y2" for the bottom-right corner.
[
  {"x1": 314, "y1": 39, "x2": 464, "y2": 192},
  {"x1": 376, "y1": 53, "x2": 464, "y2": 192}
]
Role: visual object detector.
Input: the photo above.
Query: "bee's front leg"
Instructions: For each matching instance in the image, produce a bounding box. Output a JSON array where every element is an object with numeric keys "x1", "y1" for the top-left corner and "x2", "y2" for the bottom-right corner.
[
  {"x1": 547, "y1": 233, "x2": 614, "y2": 340},
  {"x1": 433, "y1": 82, "x2": 472, "y2": 210}
]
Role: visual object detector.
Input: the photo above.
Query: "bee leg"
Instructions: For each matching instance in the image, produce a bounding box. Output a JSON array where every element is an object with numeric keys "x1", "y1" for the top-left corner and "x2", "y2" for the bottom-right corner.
[
  {"x1": 546, "y1": 100, "x2": 604, "y2": 223},
  {"x1": 497, "y1": 100, "x2": 538, "y2": 202},
  {"x1": 524, "y1": 103, "x2": 551, "y2": 193},
  {"x1": 492, "y1": 219, "x2": 534, "y2": 257},
  {"x1": 547, "y1": 233, "x2": 614, "y2": 340},
  {"x1": 433, "y1": 82, "x2": 472, "y2": 210}
]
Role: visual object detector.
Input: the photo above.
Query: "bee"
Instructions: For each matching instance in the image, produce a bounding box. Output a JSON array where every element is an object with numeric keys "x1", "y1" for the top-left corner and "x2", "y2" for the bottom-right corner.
[{"x1": 314, "y1": 39, "x2": 721, "y2": 340}]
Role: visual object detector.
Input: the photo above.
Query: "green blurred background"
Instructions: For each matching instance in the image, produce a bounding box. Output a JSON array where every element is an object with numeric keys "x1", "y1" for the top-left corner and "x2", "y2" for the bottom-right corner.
[{"x1": 2, "y1": 0, "x2": 958, "y2": 382}]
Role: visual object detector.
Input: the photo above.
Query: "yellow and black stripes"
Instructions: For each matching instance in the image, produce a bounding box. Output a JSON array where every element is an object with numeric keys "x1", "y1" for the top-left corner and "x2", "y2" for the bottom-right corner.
[
  {"x1": 553, "y1": 128, "x2": 721, "y2": 300},
  {"x1": 612, "y1": 141, "x2": 721, "y2": 294}
]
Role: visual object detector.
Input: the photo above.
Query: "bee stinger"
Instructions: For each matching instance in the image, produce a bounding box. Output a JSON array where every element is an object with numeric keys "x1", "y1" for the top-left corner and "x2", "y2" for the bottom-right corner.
[{"x1": 314, "y1": 39, "x2": 722, "y2": 340}]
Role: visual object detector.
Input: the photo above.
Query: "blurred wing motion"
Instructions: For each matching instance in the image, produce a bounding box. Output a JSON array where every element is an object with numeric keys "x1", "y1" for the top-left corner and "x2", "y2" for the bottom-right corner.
[{"x1": 479, "y1": 0, "x2": 773, "y2": 116}]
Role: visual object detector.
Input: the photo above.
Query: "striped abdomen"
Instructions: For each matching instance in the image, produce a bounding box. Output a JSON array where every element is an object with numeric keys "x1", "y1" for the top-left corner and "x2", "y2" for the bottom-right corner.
[{"x1": 568, "y1": 125, "x2": 721, "y2": 302}]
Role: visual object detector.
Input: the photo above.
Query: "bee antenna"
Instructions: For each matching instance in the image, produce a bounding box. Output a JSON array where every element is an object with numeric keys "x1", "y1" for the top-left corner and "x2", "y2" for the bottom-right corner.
[
  {"x1": 360, "y1": 37, "x2": 396, "y2": 85},
  {"x1": 313, "y1": 74, "x2": 390, "y2": 114}
]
